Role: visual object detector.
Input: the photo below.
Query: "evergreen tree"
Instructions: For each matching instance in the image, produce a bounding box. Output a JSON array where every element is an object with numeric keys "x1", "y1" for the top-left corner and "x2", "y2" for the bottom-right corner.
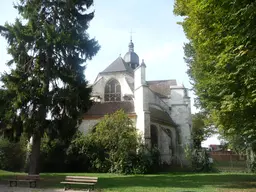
[{"x1": 0, "y1": 0, "x2": 99, "y2": 174}]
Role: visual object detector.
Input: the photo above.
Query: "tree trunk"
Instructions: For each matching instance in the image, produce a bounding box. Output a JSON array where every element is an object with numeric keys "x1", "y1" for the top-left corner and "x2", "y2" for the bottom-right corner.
[{"x1": 28, "y1": 132, "x2": 41, "y2": 174}]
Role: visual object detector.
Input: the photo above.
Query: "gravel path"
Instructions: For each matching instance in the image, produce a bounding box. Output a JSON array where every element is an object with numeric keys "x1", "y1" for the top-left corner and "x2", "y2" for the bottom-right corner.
[{"x1": 0, "y1": 185, "x2": 92, "y2": 192}]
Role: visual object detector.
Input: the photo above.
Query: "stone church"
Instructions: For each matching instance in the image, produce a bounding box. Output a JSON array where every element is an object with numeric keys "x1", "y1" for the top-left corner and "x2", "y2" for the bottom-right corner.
[{"x1": 79, "y1": 39, "x2": 192, "y2": 165}]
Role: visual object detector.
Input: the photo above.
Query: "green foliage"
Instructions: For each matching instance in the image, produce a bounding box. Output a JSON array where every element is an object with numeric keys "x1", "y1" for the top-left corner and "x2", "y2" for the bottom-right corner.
[
  {"x1": 20, "y1": 110, "x2": 160, "y2": 174},
  {"x1": 65, "y1": 132, "x2": 97, "y2": 172},
  {"x1": 87, "y1": 110, "x2": 158, "y2": 174},
  {"x1": 0, "y1": 136, "x2": 27, "y2": 171},
  {"x1": 91, "y1": 110, "x2": 139, "y2": 173},
  {"x1": 174, "y1": 0, "x2": 256, "y2": 171},
  {"x1": 192, "y1": 112, "x2": 216, "y2": 149},
  {"x1": 185, "y1": 145, "x2": 213, "y2": 172},
  {"x1": 0, "y1": 0, "x2": 99, "y2": 173},
  {"x1": 65, "y1": 110, "x2": 160, "y2": 174},
  {"x1": 39, "y1": 133, "x2": 68, "y2": 172}
]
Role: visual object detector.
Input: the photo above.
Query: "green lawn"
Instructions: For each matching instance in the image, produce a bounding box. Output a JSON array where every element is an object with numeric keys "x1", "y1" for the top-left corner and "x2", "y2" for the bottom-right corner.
[{"x1": 0, "y1": 170, "x2": 255, "y2": 192}]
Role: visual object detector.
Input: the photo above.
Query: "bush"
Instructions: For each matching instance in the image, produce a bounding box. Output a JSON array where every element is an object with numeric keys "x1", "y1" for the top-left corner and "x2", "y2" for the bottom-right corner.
[
  {"x1": 0, "y1": 136, "x2": 27, "y2": 171},
  {"x1": 185, "y1": 145, "x2": 213, "y2": 172},
  {"x1": 89, "y1": 110, "x2": 140, "y2": 174},
  {"x1": 64, "y1": 110, "x2": 161, "y2": 174},
  {"x1": 37, "y1": 110, "x2": 162, "y2": 174},
  {"x1": 40, "y1": 134, "x2": 69, "y2": 172},
  {"x1": 65, "y1": 132, "x2": 94, "y2": 172}
]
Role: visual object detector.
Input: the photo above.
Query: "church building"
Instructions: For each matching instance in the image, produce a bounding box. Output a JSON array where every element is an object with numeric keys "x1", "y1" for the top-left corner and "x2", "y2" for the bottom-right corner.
[{"x1": 79, "y1": 39, "x2": 192, "y2": 165}]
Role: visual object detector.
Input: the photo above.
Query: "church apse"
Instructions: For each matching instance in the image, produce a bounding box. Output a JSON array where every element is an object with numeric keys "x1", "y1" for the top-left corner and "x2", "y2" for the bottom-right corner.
[{"x1": 78, "y1": 38, "x2": 192, "y2": 167}]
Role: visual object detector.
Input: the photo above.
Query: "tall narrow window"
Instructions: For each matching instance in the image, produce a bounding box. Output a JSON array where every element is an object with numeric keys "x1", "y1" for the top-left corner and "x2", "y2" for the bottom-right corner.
[
  {"x1": 104, "y1": 79, "x2": 121, "y2": 101},
  {"x1": 151, "y1": 125, "x2": 158, "y2": 148}
]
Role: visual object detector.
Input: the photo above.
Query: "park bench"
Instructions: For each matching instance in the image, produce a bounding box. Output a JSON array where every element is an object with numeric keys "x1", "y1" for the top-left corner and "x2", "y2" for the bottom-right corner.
[
  {"x1": 61, "y1": 176, "x2": 98, "y2": 191},
  {"x1": 8, "y1": 174, "x2": 40, "y2": 188}
]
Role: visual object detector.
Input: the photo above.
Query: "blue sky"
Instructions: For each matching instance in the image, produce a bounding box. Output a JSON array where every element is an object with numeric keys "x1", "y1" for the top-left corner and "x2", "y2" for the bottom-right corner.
[{"x1": 0, "y1": 0, "x2": 192, "y2": 105}]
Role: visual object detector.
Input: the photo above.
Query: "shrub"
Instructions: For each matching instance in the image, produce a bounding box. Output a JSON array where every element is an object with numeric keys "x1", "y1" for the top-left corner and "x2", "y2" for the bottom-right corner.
[
  {"x1": 40, "y1": 133, "x2": 68, "y2": 172},
  {"x1": 37, "y1": 110, "x2": 161, "y2": 174},
  {"x1": 185, "y1": 145, "x2": 213, "y2": 172},
  {"x1": 65, "y1": 110, "x2": 161, "y2": 174},
  {"x1": 0, "y1": 136, "x2": 27, "y2": 171},
  {"x1": 65, "y1": 132, "x2": 94, "y2": 172},
  {"x1": 90, "y1": 110, "x2": 140, "y2": 174}
]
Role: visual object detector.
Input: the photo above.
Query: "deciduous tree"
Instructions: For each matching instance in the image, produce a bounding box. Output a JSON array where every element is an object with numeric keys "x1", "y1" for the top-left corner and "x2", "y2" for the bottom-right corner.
[{"x1": 174, "y1": 0, "x2": 256, "y2": 170}]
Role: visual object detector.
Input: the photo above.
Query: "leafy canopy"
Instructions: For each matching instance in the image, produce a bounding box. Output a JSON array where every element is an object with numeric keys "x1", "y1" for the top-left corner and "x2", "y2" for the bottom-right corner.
[
  {"x1": 174, "y1": 0, "x2": 256, "y2": 150},
  {"x1": 192, "y1": 112, "x2": 216, "y2": 149}
]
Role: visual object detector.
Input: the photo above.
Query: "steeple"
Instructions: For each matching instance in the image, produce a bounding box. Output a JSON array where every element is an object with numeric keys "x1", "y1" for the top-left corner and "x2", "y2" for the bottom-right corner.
[{"x1": 123, "y1": 37, "x2": 139, "y2": 70}]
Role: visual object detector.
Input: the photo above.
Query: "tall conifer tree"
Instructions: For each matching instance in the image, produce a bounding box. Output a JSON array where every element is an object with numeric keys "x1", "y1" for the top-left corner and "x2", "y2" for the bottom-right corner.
[{"x1": 0, "y1": 0, "x2": 99, "y2": 174}]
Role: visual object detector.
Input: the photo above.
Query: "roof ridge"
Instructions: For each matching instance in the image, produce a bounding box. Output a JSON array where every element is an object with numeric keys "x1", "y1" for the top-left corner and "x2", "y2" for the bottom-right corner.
[
  {"x1": 101, "y1": 57, "x2": 133, "y2": 74},
  {"x1": 147, "y1": 79, "x2": 176, "y2": 82}
]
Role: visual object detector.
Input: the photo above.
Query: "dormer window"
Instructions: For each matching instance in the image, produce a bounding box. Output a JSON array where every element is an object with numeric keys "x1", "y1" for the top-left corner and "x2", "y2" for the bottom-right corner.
[{"x1": 104, "y1": 79, "x2": 121, "y2": 102}]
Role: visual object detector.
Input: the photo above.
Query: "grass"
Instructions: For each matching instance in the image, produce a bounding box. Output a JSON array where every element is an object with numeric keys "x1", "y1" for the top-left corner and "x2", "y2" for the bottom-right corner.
[
  {"x1": 213, "y1": 160, "x2": 247, "y2": 172},
  {"x1": 0, "y1": 170, "x2": 256, "y2": 192}
]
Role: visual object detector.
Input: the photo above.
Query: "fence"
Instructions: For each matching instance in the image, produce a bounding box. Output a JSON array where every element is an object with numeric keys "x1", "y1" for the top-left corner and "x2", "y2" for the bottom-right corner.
[{"x1": 210, "y1": 151, "x2": 247, "y2": 172}]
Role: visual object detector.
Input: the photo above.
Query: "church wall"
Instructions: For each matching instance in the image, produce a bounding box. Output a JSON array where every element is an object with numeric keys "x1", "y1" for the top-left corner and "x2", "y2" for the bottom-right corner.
[
  {"x1": 146, "y1": 85, "x2": 192, "y2": 165},
  {"x1": 134, "y1": 85, "x2": 151, "y2": 144},
  {"x1": 79, "y1": 119, "x2": 101, "y2": 134},
  {"x1": 169, "y1": 88, "x2": 192, "y2": 146},
  {"x1": 92, "y1": 73, "x2": 133, "y2": 102},
  {"x1": 134, "y1": 65, "x2": 151, "y2": 146},
  {"x1": 170, "y1": 104, "x2": 192, "y2": 165},
  {"x1": 151, "y1": 123, "x2": 176, "y2": 164},
  {"x1": 147, "y1": 88, "x2": 170, "y2": 112},
  {"x1": 169, "y1": 88, "x2": 185, "y2": 104},
  {"x1": 153, "y1": 87, "x2": 191, "y2": 165},
  {"x1": 161, "y1": 125, "x2": 177, "y2": 157}
]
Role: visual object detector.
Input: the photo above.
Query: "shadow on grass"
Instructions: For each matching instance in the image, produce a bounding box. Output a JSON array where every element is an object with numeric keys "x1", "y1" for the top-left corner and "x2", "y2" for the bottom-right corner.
[
  {"x1": 96, "y1": 174, "x2": 256, "y2": 190},
  {"x1": 0, "y1": 172, "x2": 256, "y2": 191}
]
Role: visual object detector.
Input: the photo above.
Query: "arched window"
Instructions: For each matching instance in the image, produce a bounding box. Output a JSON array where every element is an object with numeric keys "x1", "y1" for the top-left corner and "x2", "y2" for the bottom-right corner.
[
  {"x1": 150, "y1": 125, "x2": 158, "y2": 148},
  {"x1": 104, "y1": 79, "x2": 121, "y2": 102}
]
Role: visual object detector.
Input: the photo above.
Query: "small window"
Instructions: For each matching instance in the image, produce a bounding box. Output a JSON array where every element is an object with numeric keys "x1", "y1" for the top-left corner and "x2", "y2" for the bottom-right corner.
[{"x1": 104, "y1": 79, "x2": 121, "y2": 102}]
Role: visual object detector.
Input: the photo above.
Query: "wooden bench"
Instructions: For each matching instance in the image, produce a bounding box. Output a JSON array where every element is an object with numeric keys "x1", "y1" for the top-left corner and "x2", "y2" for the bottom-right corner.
[
  {"x1": 61, "y1": 176, "x2": 98, "y2": 191},
  {"x1": 8, "y1": 174, "x2": 40, "y2": 188}
]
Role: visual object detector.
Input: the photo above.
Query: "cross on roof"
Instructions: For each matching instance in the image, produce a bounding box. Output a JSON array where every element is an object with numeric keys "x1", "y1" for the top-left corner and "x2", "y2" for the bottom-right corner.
[{"x1": 130, "y1": 29, "x2": 135, "y2": 41}]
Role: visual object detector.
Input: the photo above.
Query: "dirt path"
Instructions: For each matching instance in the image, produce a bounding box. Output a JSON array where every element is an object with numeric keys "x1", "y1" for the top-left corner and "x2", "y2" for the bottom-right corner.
[{"x1": 0, "y1": 185, "x2": 91, "y2": 192}]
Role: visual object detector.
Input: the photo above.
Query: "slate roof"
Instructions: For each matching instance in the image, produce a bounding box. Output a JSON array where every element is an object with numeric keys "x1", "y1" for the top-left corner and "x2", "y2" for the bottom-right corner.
[
  {"x1": 147, "y1": 80, "x2": 177, "y2": 98},
  {"x1": 101, "y1": 57, "x2": 133, "y2": 74},
  {"x1": 84, "y1": 101, "x2": 135, "y2": 117},
  {"x1": 84, "y1": 102, "x2": 176, "y2": 127},
  {"x1": 149, "y1": 107, "x2": 177, "y2": 127}
]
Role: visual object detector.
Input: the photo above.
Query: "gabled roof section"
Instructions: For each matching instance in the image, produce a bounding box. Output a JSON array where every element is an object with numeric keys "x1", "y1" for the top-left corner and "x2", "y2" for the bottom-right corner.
[
  {"x1": 147, "y1": 80, "x2": 177, "y2": 98},
  {"x1": 100, "y1": 57, "x2": 133, "y2": 74}
]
